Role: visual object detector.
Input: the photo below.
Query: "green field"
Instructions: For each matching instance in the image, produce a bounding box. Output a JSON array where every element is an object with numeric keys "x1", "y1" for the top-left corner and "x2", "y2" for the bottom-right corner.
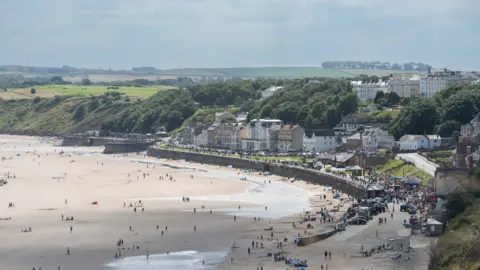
[
  {"x1": 172, "y1": 107, "x2": 240, "y2": 134},
  {"x1": 158, "y1": 67, "x2": 357, "y2": 78},
  {"x1": 374, "y1": 159, "x2": 432, "y2": 185},
  {"x1": 2, "y1": 84, "x2": 175, "y2": 100},
  {"x1": 340, "y1": 69, "x2": 424, "y2": 77},
  {"x1": 367, "y1": 109, "x2": 401, "y2": 122}
]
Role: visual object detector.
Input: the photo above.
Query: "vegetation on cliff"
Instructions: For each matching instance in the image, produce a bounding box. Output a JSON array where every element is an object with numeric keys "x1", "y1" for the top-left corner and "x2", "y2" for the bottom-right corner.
[
  {"x1": 247, "y1": 78, "x2": 359, "y2": 130},
  {"x1": 429, "y1": 169, "x2": 480, "y2": 270},
  {"x1": 389, "y1": 84, "x2": 480, "y2": 139}
]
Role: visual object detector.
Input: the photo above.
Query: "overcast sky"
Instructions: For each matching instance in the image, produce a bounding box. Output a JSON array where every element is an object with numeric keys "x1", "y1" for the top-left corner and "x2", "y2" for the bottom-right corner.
[{"x1": 1, "y1": 0, "x2": 479, "y2": 70}]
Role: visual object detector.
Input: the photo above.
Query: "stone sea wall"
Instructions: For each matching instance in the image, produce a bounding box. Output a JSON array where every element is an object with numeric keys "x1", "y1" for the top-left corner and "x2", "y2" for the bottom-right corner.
[
  {"x1": 147, "y1": 148, "x2": 367, "y2": 197},
  {"x1": 103, "y1": 141, "x2": 154, "y2": 154},
  {"x1": 296, "y1": 229, "x2": 338, "y2": 246}
]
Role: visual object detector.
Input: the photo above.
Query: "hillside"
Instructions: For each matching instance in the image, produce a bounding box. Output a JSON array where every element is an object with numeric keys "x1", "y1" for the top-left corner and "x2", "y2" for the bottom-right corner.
[
  {"x1": 0, "y1": 84, "x2": 174, "y2": 100},
  {"x1": 0, "y1": 88, "x2": 197, "y2": 135}
]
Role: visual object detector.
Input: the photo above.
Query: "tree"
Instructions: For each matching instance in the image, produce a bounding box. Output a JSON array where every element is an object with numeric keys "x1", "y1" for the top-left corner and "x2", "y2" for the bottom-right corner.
[
  {"x1": 30, "y1": 88, "x2": 36, "y2": 94},
  {"x1": 389, "y1": 99, "x2": 440, "y2": 139},
  {"x1": 73, "y1": 105, "x2": 86, "y2": 121},
  {"x1": 50, "y1": 76, "x2": 64, "y2": 84},
  {"x1": 304, "y1": 115, "x2": 314, "y2": 131},
  {"x1": 374, "y1": 91, "x2": 385, "y2": 104},
  {"x1": 271, "y1": 102, "x2": 299, "y2": 123},
  {"x1": 325, "y1": 106, "x2": 341, "y2": 128},
  {"x1": 442, "y1": 91, "x2": 479, "y2": 124},
  {"x1": 434, "y1": 120, "x2": 460, "y2": 137},
  {"x1": 166, "y1": 110, "x2": 183, "y2": 131},
  {"x1": 310, "y1": 101, "x2": 326, "y2": 118},
  {"x1": 81, "y1": 78, "x2": 92, "y2": 85},
  {"x1": 337, "y1": 92, "x2": 359, "y2": 116}
]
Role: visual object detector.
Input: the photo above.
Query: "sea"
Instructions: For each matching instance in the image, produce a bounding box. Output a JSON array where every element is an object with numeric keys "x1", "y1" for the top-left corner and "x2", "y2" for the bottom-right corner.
[{"x1": 104, "y1": 158, "x2": 316, "y2": 270}]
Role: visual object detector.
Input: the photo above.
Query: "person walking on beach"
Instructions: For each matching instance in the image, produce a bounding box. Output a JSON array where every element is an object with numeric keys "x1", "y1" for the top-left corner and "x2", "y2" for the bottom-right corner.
[
  {"x1": 156, "y1": 225, "x2": 159, "y2": 231},
  {"x1": 328, "y1": 250, "x2": 331, "y2": 260},
  {"x1": 194, "y1": 225, "x2": 196, "y2": 232},
  {"x1": 324, "y1": 250, "x2": 327, "y2": 259},
  {"x1": 66, "y1": 247, "x2": 70, "y2": 255},
  {"x1": 146, "y1": 251, "x2": 149, "y2": 260},
  {"x1": 70, "y1": 226, "x2": 73, "y2": 233},
  {"x1": 165, "y1": 226, "x2": 168, "y2": 232},
  {"x1": 233, "y1": 215, "x2": 236, "y2": 222}
]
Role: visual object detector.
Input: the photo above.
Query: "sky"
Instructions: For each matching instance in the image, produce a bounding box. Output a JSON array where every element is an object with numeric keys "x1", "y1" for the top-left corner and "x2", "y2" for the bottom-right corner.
[{"x1": 1, "y1": 0, "x2": 479, "y2": 70}]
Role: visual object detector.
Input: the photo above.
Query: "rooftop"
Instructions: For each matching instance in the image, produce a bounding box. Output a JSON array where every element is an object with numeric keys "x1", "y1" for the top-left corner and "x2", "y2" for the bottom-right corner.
[{"x1": 399, "y1": 135, "x2": 426, "y2": 141}]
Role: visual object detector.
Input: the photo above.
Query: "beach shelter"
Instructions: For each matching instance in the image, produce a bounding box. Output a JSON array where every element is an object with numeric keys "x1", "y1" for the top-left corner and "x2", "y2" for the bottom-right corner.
[{"x1": 424, "y1": 219, "x2": 443, "y2": 236}]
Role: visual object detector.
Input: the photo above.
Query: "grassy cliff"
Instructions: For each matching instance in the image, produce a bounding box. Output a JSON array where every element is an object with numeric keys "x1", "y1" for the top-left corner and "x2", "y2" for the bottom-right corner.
[{"x1": 0, "y1": 88, "x2": 197, "y2": 135}]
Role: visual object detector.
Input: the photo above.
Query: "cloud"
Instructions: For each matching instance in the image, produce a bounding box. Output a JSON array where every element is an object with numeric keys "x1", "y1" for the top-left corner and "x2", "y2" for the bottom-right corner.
[{"x1": 0, "y1": 0, "x2": 478, "y2": 69}]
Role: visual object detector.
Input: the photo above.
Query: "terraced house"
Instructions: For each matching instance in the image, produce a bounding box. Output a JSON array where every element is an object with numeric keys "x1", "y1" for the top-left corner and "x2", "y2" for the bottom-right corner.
[{"x1": 277, "y1": 125, "x2": 304, "y2": 152}]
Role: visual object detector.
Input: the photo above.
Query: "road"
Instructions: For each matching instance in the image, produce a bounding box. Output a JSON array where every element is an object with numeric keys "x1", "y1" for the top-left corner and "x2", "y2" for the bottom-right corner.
[{"x1": 397, "y1": 153, "x2": 439, "y2": 176}]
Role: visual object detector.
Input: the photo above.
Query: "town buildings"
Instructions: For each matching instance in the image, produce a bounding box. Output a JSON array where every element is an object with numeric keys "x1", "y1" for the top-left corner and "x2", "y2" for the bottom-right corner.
[
  {"x1": 388, "y1": 73, "x2": 422, "y2": 98},
  {"x1": 241, "y1": 119, "x2": 282, "y2": 151},
  {"x1": 420, "y1": 69, "x2": 480, "y2": 98},
  {"x1": 310, "y1": 130, "x2": 337, "y2": 152},
  {"x1": 396, "y1": 135, "x2": 442, "y2": 151},
  {"x1": 362, "y1": 127, "x2": 395, "y2": 150},
  {"x1": 351, "y1": 80, "x2": 388, "y2": 103},
  {"x1": 277, "y1": 125, "x2": 304, "y2": 152},
  {"x1": 334, "y1": 114, "x2": 372, "y2": 134}
]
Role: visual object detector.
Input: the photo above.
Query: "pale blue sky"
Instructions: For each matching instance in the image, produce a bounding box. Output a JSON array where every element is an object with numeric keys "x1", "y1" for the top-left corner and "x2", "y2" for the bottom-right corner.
[{"x1": 1, "y1": 0, "x2": 479, "y2": 70}]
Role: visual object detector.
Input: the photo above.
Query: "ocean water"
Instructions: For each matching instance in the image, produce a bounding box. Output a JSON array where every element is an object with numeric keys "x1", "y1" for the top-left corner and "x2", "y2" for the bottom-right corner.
[
  {"x1": 111, "y1": 158, "x2": 317, "y2": 269},
  {"x1": 104, "y1": 250, "x2": 227, "y2": 270},
  {"x1": 127, "y1": 159, "x2": 316, "y2": 219}
]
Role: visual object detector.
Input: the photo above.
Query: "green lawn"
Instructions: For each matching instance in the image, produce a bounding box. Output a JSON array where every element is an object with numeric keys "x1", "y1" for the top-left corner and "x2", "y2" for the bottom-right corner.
[
  {"x1": 374, "y1": 159, "x2": 432, "y2": 185},
  {"x1": 172, "y1": 107, "x2": 239, "y2": 134},
  {"x1": 368, "y1": 109, "x2": 401, "y2": 123},
  {"x1": 421, "y1": 149, "x2": 454, "y2": 168},
  {"x1": 3, "y1": 84, "x2": 175, "y2": 99}
]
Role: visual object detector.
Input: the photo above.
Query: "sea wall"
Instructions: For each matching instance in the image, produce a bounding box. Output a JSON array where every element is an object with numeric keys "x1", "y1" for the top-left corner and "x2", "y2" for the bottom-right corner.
[
  {"x1": 103, "y1": 141, "x2": 154, "y2": 154},
  {"x1": 61, "y1": 136, "x2": 111, "y2": 147},
  {"x1": 147, "y1": 148, "x2": 367, "y2": 197},
  {"x1": 296, "y1": 229, "x2": 338, "y2": 246}
]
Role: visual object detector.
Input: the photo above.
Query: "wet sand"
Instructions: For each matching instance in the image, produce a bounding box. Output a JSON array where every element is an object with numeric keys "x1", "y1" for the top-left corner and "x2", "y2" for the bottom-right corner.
[{"x1": 0, "y1": 136, "x2": 255, "y2": 270}]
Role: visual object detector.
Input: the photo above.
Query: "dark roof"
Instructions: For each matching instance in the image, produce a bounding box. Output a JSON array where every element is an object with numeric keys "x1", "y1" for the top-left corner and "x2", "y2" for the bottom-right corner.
[
  {"x1": 317, "y1": 152, "x2": 354, "y2": 163},
  {"x1": 313, "y1": 130, "x2": 335, "y2": 137}
]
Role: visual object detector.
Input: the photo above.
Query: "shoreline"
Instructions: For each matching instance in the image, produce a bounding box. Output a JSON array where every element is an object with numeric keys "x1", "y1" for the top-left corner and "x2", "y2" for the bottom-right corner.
[{"x1": 0, "y1": 135, "x2": 325, "y2": 270}]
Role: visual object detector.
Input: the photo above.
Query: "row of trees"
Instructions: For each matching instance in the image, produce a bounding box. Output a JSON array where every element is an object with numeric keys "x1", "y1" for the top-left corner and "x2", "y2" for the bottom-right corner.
[
  {"x1": 247, "y1": 78, "x2": 358, "y2": 131},
  {"x1": 321, "y1": 61, "x2": 431, "y2": 71},
  {"x1": 389, "y1": 84, "x2": 480, "y2": 139}
]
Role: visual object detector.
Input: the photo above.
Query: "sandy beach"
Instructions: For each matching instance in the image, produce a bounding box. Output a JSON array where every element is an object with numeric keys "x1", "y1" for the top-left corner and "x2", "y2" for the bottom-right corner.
[
  {"x1": 0, "y1": 135, "x2": 430, "y2": 270},
  {"x1": 0, "y1": 135, "x2": 317, "y2": 270},
  {"x1": 0, "y1": 136, "x2": 262, "y2": 270}
]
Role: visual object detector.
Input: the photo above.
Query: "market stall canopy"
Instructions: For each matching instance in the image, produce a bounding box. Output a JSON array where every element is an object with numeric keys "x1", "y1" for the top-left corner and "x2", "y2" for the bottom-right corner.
[{"x1": 345, "y1": 165, "x2": 362, "y2": 171}]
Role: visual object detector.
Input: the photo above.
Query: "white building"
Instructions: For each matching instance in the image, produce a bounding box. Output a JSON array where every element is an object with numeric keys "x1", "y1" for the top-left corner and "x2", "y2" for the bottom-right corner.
[
  {"x1": 420, "y1": 70, "x2": 480, "y2": 98},
  {"x1": 303, "y1": 133, "x2": 316, "y2": 152},
  {"x1": 303, "y1": 130, "x2": 337, "y2": 153},
  {"x1": 241, "y1": 119, "x2": 282, "y2": 151},
  {"x1": 396, "y1": 135, "x2": 442, "y2": 151},
  {"x1": 213, "y1": 123, "x2": 243, "y2": 150},
  {"x1": 388, "y1": 74, "x2": 422, "y2": 98},
  {"x1": 193, "y1": 130, "x2": 208, "y2": 147},
  {"x1": 362, "y1": 128, "x2": 395, "y2": 150},
  {"x1": 351, "y1": 80, "x2": 388, "y2": 103},
  {"x1": 261, "y1": 86, "x2": 283, "y2": 101}
]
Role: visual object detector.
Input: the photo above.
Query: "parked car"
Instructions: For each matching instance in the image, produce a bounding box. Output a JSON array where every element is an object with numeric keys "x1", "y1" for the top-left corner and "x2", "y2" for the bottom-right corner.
[
  {"x1": 347, "y1": 216, "x2": 368, "y2": 225},
  {"x1": 400, "y1": 204, "x2": 410, "y2": 212}
]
